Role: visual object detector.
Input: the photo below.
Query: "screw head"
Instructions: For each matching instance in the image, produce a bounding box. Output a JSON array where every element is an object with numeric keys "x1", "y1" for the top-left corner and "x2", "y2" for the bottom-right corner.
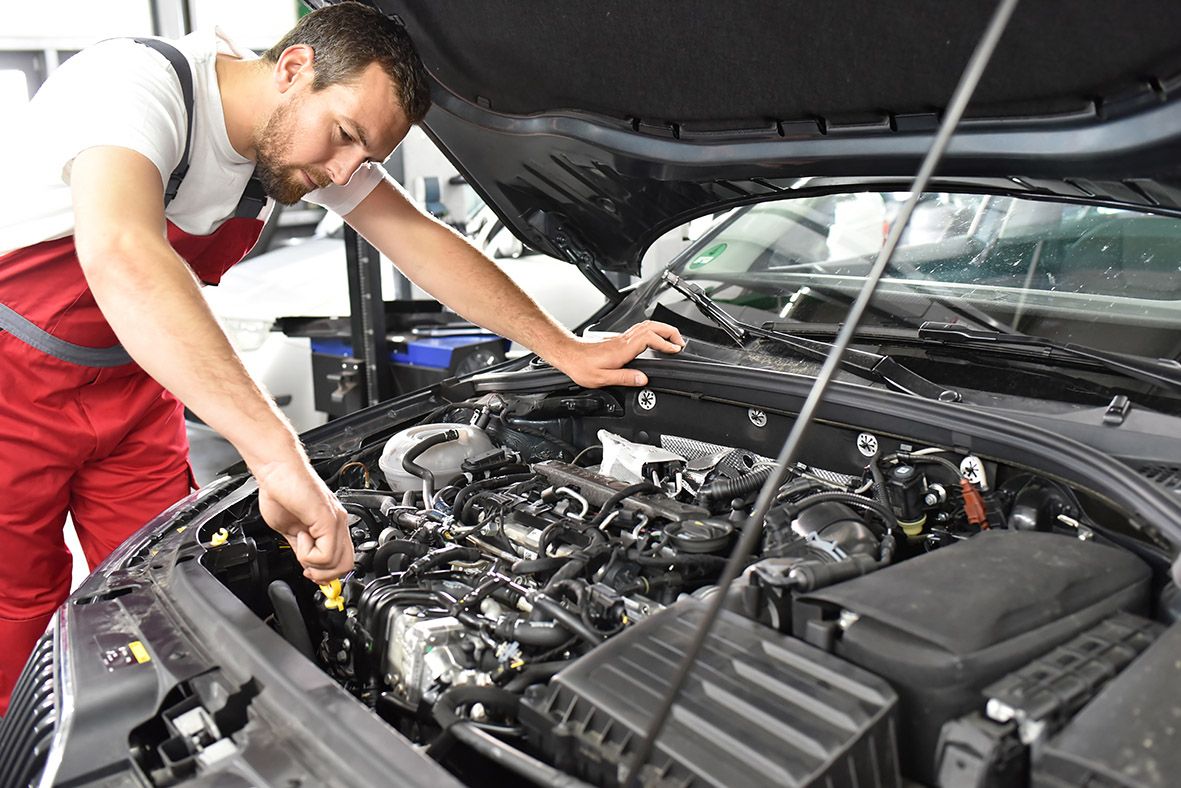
[
  {"x1": 748, "y1": 408, "x2": 767, "y2": 428},
  {"x1": 637, "y1": 389, "x2": 657, "y2": 411}
]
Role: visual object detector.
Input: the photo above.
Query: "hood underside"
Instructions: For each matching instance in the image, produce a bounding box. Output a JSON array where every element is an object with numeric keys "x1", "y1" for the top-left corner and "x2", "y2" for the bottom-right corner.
[{"x1": 352, "y1": 1, "x2": 1181, "y2": 274}]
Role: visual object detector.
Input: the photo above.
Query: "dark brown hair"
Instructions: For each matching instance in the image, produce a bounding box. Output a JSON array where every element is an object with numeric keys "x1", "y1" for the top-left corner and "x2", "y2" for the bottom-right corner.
[{"x1": 264, "y1": 1, "x2": 430, "y2": 124}]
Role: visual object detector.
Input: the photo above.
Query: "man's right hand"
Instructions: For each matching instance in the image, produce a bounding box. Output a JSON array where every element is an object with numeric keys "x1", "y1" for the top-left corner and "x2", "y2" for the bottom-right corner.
[{"x1": 254, "y1": 458, "x2": 354, "y2": 583}]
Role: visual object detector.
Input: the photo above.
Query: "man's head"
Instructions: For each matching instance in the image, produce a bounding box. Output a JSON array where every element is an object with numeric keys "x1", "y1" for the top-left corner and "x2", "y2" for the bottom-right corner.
[{"x1": 253, "y1": 2, "x2": 430, "y2": 204}]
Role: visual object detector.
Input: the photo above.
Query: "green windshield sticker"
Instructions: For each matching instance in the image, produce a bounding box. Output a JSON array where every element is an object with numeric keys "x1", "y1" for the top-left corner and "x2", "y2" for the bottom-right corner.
[{"x1": 687, "y1": 243, "x2": 727, "y2": 269}]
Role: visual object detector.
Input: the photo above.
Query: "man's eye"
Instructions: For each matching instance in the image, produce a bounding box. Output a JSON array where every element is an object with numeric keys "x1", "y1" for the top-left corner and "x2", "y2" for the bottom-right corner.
[{"x1": 338, "y1": 125, "x2": 354, "y2": 143}]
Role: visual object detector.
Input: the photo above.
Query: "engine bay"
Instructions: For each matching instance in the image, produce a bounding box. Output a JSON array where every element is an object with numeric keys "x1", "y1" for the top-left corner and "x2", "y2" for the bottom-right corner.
[{"x1": 197, "y1": 386, "x2": 1179, "y2": 787}]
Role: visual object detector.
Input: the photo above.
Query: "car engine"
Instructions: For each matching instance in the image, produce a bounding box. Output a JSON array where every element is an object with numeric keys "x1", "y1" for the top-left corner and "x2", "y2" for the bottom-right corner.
[{"x1": 202, "y1": 389, "x2": 1172, "y2": 787}]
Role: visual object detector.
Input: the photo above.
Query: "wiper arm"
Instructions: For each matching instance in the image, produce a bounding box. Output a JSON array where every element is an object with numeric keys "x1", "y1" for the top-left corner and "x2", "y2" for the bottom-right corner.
[
  {"x1": 919, "y1": 322, "x2": 1181, "y2": 392},
  {"x1": 663, "y1": 271, "x2": 961, "y2": 401},
  {"x1": 661, "y1": 272, "x2": 745, "y2": 345}
]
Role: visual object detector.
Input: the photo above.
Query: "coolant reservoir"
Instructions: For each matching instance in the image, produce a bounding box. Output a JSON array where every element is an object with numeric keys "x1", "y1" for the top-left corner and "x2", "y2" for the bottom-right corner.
[{"x1": 379, "y1": 423, "x2": 495, "y2": 492}]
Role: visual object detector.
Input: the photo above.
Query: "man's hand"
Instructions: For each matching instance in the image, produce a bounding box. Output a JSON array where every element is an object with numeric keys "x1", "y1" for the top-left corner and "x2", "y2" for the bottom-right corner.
[
  {"x1": 545, "y1": 320, "x2": 685, "y2": 388},
  {"x1": 254, "y1": 458, "x2": 354, "y2": 583}
]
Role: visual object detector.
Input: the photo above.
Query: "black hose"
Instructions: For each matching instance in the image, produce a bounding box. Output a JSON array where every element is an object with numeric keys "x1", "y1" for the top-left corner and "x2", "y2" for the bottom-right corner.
[
  {"x1": 432, "y1": 685, "x2": 521, "y2": 731},
  {"x1": 502, "y1": 661, "x2": 569, "y2": 693},
  {"x1": 868, "y1": 459, "x2": 892, "y2": 511},
  {"x1": 509, "y1": 621, "x2": 572, "y2": 648},
  {"x1": 452, "y1": 473, "x2": 536, "y2": 522},
  {"x1": 698, "y1": 466, "x2": 773, "y2": 501},
  {"x1": 530, "y1": 593, "x2": 604, "y2": 645},
  {"x1": 782, "y1": 491, "x2": 898, "y2": 538},
  {"x1": 341, "y1": 502, "x2": 382, "y2": 539},
  {"x1": 586, "y1": 482, "x2": 659, "y2": 528},
  {"x1": 512, "y1": 556, "x2": 570, "y2": 576},
  {"x1": 402, "y1": 429, "x2": 460, "y2": 492},
  {"x1": 372, "y1": 539, "x2": 429, "y2": 576},
  {"x1": 629, "y1": 552, "x2": 728, "y2": 570},
  {"x1": 404, "y1": 545, "x2": 482, "y2": 580},
  {"x1": 449, "y1": 722, "x2": 595, "y2": 788},
  {"x1": 266, "y1": 581, "x2": 315, "y2": 660}
]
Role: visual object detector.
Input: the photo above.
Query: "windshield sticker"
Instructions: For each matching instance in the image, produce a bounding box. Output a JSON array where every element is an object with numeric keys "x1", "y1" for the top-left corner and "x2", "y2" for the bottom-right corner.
[{"x1": 687, "y1": 243, "x2": 727, "y2": 270}]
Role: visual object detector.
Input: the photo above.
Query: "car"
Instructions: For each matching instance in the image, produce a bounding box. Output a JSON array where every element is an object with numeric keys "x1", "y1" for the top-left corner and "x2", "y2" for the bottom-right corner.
[
  {"x1": 7, "y1": 2, "x2": 1181, "y2": 787},
  {"x1": 201, "y1": 205, "x2": 605, "y2": 432}
]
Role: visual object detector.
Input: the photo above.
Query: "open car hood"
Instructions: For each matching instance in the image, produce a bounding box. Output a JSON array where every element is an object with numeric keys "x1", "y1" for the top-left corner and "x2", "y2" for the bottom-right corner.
[{"x1": 345, "y1": 1, "x2": 1181, "y2": 277}]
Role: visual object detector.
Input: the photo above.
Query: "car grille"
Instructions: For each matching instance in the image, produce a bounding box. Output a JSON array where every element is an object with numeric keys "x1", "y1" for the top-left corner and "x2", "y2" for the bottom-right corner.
[{"x1": 0, "y1": 633, "x2": 56, "y2": 788}]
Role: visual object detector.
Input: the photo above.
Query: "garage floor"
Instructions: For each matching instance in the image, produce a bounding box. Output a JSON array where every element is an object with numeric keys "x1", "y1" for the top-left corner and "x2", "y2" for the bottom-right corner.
[{"x1": 68, "y1": 425, "x2": 241, "y2": 590}]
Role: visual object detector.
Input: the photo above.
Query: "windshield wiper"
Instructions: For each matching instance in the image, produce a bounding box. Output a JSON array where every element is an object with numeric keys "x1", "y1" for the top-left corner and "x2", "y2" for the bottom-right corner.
[
  {"x1": 663, "y1": 271, "x2": 962, "y2": 402},
  {"x1": 919, "y1": 322, "x2": 1181, "y2": 392}
]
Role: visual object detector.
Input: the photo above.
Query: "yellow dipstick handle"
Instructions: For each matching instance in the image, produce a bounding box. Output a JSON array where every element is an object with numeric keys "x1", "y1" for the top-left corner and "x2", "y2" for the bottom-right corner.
[
  {"x1": 319, "y1": 579, "x2": 344, "y2": 611},
  {"x1": 209, "y1": 528, "x2": 229, "y2": 547}
]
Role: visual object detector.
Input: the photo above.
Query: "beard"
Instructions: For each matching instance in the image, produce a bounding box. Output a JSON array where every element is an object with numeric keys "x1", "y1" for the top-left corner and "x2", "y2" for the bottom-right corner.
[{"x1": 254, "y1": 98, "x2": 329, "y2": 206}]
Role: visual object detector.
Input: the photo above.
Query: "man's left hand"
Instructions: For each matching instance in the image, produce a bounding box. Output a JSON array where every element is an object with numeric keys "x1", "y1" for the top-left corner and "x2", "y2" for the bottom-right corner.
[{"x1": 545, "y1": 320, "x2": 685, "y2": 388}]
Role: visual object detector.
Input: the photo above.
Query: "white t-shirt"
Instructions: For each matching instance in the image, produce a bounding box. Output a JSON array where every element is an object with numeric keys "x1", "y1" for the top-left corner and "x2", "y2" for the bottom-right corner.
[{"x1": 0, "y1": 28, "x2": 386, "y2": 258}]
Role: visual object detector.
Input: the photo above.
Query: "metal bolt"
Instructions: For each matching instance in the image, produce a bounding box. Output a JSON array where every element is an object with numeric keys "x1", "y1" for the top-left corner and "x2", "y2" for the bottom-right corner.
[
  {"x1": 637, "y1": 389, "x2": 657, "y2": 411},
  {"x1": 748, "y1": 408, "x2": 767, "y2": 428}
]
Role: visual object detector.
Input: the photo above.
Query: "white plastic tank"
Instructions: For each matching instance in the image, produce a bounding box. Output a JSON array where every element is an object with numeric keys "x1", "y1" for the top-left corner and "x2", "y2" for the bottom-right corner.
[{"x1": 379, "y1": 423, "x2": 495, "y2": 493}]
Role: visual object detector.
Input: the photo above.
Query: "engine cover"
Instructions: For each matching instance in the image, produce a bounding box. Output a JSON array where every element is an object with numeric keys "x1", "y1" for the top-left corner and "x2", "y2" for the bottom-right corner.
[{"x1": 519, "y1": 601, "x2": 900, "y2": 788}]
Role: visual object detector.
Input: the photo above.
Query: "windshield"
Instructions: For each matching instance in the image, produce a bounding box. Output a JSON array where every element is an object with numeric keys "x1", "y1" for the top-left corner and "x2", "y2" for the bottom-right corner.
[{"x1": 664, "y1": 192, "x2": 1181, "y2": 360}]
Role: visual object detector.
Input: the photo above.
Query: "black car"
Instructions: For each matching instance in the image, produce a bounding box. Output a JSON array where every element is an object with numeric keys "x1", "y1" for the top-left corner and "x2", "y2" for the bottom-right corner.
[{"x1": 7, "y1": 2, "x2": 1181, "y2": 786}]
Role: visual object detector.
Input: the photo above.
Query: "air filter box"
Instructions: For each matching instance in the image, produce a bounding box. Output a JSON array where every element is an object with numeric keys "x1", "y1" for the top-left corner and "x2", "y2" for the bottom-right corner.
[
  {"x1": 519, "y1": 601, "x2": 900, "y2": 788},
  {"x1": 795, "y1": 531, "x2": 1151, "y2": 784},
  {"x1": 1034, "y1": 619, "x2": 1181, "y2": 787}
]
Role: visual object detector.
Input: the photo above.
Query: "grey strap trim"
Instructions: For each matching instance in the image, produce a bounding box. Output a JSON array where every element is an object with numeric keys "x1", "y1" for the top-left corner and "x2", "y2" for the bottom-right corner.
[{"x1": 0, "y1": 303, "x2": 132, "y2": 367}]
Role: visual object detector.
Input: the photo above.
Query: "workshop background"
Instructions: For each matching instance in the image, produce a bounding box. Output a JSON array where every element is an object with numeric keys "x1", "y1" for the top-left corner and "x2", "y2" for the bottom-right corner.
[{"x1": 2, "y1": 0, "x2": 700, "y2": 590}]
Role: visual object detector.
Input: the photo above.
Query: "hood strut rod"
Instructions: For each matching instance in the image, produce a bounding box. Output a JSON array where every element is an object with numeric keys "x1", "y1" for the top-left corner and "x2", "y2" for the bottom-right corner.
[{"x1": 622, "y1": 0, "x2": 1021, "y2": 784}]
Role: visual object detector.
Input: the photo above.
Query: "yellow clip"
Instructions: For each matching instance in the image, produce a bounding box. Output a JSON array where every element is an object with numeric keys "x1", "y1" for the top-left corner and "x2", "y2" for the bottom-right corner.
[
  {"x1": 209, "y1": 528, "x2": 229, "y2": 547},
  {"x1": 319, "y1": 579, "x2": 344, "y2": 612},
  {"x1": 128, "y1": 640, "x2": 151, "y2": 664}
]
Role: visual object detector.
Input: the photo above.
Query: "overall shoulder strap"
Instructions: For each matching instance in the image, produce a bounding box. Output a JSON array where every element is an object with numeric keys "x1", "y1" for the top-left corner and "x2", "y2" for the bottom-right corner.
[{"x1": 130, "y1": 38, "x2": 194, "y2": 207}]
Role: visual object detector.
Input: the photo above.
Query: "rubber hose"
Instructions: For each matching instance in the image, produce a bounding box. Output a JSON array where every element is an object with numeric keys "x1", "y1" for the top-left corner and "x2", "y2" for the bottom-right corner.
[
  {"x1": 784, "y1": 491, "x2": 897, "y2": 538},
  {"x1": 452, "y1": 473, "x2": 536, "y2": 522},
  {"x1": 402, "y1": 429, "x2": 460, "y2": 491},
  {"x1": 628, "y1": 549, "x2": 727, "y2": 567},
  {"x1": 449, "y1": 722, "x2": 596, "y2": 788},
  {"x1": 405, "y1": 546, "x2": 482, "y2": 579},
  {"x1": 432, "y1": 685, "x2": 521, "y2": 731},
  {"x1": 698, "y1": 466, "x2": 773, "y2": 501},
  {"x1": 586, "y1": 482, "x2": 660, "y2": 528},
  {"x1": 341, "y1": 502, "x2": 382, "y2": 539},
  {"x1": 266, "y1": 580, "x2": 315, "y2": 660},
  {"x1": 869, "y1": 459, "x2": 892, "y2": 511},
  {"x1": 373, "y1": 539, "x2": 430, "y2": 576},
  {"x1": 510, "y1": 621, "x2": 573, "y2": 648},
  {"x1": 503, "y1": 661, "x2": 569, "y2": 693},
  {"x1": 511, "y1": 556, "x2": 570, "y2": 576},
  {"x1": 530, "y1": 593, "x2": 603, "y2": 645}
]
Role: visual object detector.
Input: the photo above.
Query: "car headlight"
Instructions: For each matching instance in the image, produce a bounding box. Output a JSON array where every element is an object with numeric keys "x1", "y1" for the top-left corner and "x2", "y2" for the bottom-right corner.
[{"x1": 220, "y1": 317, "x2": 275, "y2": 352}]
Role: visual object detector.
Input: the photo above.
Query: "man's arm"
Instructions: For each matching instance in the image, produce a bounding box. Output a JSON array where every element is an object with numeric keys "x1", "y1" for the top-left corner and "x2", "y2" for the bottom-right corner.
[
  {"x1": 343, "y1": 179, "x2": 684, "y2": 387},
  {"x1": 71, "y1": 145, "x2": 352, "y2": 582}
]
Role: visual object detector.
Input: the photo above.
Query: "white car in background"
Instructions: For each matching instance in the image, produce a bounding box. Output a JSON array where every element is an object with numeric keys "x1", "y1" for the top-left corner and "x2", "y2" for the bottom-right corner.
[{"x1": 201, "y1": 208, "x2": 607, "y2": 432}]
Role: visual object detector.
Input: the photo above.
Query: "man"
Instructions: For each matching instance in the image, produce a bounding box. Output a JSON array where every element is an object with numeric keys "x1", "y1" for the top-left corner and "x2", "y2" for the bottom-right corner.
[{"x1": 0, "y1": 2, "x2": 683, "y2": 712}]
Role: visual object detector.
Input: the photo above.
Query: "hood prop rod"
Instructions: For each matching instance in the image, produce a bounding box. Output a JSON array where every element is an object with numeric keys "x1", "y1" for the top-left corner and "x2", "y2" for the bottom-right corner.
[{"x1": 622, "y1": 0, "x2": 1021, "y2": 784}]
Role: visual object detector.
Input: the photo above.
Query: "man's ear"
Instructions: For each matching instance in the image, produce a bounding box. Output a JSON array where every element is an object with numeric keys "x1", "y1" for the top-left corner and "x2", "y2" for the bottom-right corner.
[{"x1": 273, "y1": 44, "x2": 315, "y2": 93}]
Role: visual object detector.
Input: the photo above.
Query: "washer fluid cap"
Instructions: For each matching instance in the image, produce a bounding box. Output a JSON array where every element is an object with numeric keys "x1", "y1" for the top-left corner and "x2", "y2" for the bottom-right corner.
[{"x1": 379, "y1": 423, "x2": 494, "y2": 492}]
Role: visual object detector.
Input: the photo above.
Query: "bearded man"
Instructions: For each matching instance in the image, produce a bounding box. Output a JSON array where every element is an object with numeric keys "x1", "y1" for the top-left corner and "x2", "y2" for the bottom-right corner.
[{"x1": 0, "y1": 1, "x2": 683, "y2": 713}]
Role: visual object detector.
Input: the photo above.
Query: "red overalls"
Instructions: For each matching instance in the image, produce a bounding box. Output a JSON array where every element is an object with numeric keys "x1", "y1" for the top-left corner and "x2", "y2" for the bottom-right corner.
[{"x1": 0, "y1": 215, "x2": 263, "y2": 714}]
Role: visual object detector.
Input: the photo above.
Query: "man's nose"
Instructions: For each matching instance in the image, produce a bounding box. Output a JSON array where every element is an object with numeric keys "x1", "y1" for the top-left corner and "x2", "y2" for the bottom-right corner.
[{"x1": 328, "y1": 150, "x2": 367, "y2": 186}]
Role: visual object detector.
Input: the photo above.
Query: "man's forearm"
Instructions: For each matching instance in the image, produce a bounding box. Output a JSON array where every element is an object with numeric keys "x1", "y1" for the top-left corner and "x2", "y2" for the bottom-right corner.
[
  {"x1": 344, "y1": 182, "x2": 579, "y2": 360},
  {"x1": 82, "y1": 232, "x2": 300, "y2": 470}
]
